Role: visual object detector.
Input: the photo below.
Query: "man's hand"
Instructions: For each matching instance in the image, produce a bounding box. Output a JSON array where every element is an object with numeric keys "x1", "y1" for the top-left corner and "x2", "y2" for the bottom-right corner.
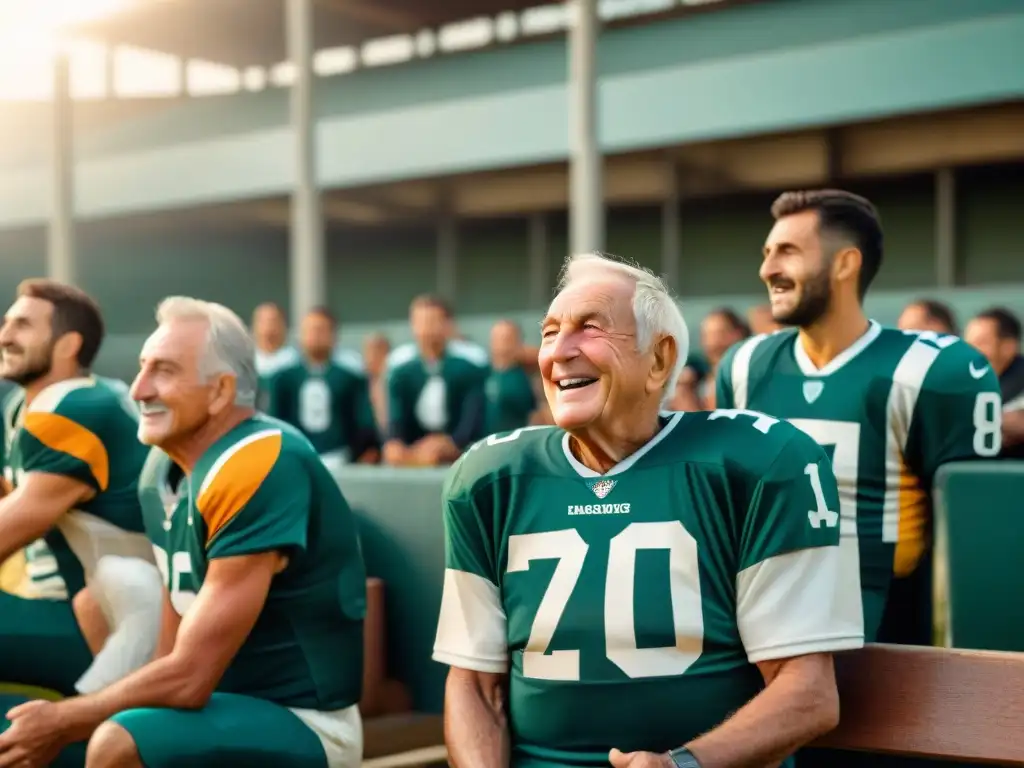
[
  {"x1": 419, "y1": 434, "x2": 460, "y2": 463},
  {"x1": 609, "y1": 748, "x2": 674, "y2": 768},
  {"x1": 0, "y1": 699, "x2": 70, "y2": 767}
]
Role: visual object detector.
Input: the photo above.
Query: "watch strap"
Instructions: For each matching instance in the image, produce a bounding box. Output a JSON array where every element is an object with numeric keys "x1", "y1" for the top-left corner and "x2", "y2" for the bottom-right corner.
[{"x1": 668, "y1": 747, "x2": 701, "y2": 768}]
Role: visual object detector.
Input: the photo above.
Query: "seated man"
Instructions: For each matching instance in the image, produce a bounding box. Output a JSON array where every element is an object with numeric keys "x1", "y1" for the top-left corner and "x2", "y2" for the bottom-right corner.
[
  {"x1": 434, "y1": 254, "x2": 863, "y2": 767},
  {"x1": 0, "y1": 279, "x2": 161, "y2": 701},
  {"x1": 0, "y1": 297, "x2": 367, "y2": 768},
  {"x1": 383, "y1": 295, "x2": 488, "y2": 467},
  {"x1": 266, "y1": 307, "x2": 379, "y2": 470}
]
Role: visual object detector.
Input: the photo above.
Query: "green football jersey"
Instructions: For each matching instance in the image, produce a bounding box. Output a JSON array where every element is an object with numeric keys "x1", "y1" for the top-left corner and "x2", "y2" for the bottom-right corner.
[
  {"x1": 386, "y1": 339, "x2": 489, "y2": 448},
  {"x1": 716, "y1": 322, "x2": 1002, "y2": 640},
  {"x1": 2, "y1": 377, "x2": 152, "y2": 598},
  {"x1": 138, "y1": 415, "x2": 367, "y2": 710},
  {"x1": 485, "y1": 365, "x2": 537, "y2": 435},
  {"x1": 266, "y1": 357, "x2": 378, "y2": 462},
  {"x1": 433, "y1": 413, "x2": 863, "y2": 767}
]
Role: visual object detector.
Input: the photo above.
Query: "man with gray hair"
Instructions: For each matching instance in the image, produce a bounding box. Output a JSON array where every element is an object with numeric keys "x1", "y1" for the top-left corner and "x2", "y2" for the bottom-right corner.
[
  {"x1": 433, "y1": 253, "x2": 862, "y2": 768},
  {"x1": 0, "y1": 297, "x2": 367, "y2": 768}
]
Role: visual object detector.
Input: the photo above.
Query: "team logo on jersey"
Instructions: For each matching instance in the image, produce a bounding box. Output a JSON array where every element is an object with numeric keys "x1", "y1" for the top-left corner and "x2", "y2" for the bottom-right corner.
[
  {"x1": 590, "y1": 479, "x2": 616, "y2": 499},
  {"x1": 802, "y1": 380, "x2": 824, "y2": 404}
]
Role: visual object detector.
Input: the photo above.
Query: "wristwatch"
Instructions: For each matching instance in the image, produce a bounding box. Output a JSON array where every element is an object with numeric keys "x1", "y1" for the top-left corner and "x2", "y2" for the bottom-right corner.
[{"x1": 667, "y1": 747, "x2": 701, "y2": 768}]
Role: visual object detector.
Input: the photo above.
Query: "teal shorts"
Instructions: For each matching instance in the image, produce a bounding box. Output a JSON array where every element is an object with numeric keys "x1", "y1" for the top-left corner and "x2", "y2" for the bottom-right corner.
[
  {"x1": 0, "y1": 590, "x2": 91, "y2": 695},
  {"x1": 112, "y1": 692, "x2": 328, "y2": 767}
]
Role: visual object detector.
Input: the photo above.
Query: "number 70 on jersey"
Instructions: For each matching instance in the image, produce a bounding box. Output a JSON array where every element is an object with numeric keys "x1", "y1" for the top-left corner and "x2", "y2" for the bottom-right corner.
[{"x1": 709, "y1": 409, "x2": 839, "y2": 530}]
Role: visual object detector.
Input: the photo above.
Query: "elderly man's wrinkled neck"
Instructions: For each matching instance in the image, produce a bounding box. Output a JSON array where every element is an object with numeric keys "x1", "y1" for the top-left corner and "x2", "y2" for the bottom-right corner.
[{"x1": 567, "y1": 405, "x2": 663, "y2": 474}]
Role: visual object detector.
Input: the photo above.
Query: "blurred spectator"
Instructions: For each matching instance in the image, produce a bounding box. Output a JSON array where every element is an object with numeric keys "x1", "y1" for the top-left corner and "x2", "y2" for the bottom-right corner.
[
  {"x1": 699, "y1": 308, "x2": 750, "y2": 408},
  {"x1": 485, "y1": 320, "x2": 536, "y2": 434},
  {"x1": 965, "y1": 307, "x2": 1024, "y2": 459},
  {"x1": 362, "y1": 332, "x2": 391, "y2": 435},
  {"x1": 898, "y1": 299, "x2": 959, "y2": 335},
  {"x1": 265, "y1": 307, "x2": 379, "y2": 470},
  {"x1": 382, "y1": 295, "x2": 488, "y2": 467},
  {"x1": 747, "y1": 303, "x2": 781, "y2": 336},
  {"x1": 668, "y1": 369, "x2": 703, "y2": 411},
  {"x1": 252, "y1": 302, "x2": 299, "y2": 408}
]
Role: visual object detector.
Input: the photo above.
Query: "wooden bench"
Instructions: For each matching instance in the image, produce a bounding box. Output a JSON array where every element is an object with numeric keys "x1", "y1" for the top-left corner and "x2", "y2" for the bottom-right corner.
[
  {"x1": 366, "y1": 645, "x2": 1024, "y2": 767},
  {"x1": 362, "y1": 579, "x2": 445, "y2": 767},
  {"x1": 816, "y1": 644, "x2": 1024, "y2": 764}
]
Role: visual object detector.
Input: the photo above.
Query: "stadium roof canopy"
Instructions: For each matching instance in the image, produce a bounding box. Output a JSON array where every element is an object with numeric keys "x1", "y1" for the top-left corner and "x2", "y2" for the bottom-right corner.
[{"x1": 67, "y1": 0, "x2": 583, "y2": 69}]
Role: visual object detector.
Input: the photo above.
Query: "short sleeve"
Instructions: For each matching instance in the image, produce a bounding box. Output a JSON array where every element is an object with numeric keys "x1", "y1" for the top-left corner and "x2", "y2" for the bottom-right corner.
[
  {"x1": 736, "y1": 431, "x2": 864, "y2": 662},
  {"x1": 906, "y1": 343, "x2": 1003, "y2": 482},
  {"x1": 714, "y1": 345, "x2": 738, "y2": 410},
  {"x1": 432, "y1": 456, "x2": 508, "y2": 673},
  {"x1": 196, "y1": 430, "x2": 309, "y2": 560},
  {"x1": 20, "y1": 407, "x2": 109, "y2": 491}
]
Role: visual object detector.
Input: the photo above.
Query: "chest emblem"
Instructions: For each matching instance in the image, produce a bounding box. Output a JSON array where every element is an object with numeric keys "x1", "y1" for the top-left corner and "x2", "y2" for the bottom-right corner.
[
  {"x1": 590, "y1": 479, "x2": 617, "y2": 499},
  {"x1": 802, "y1": 380, "x2": 825, "y2": 404}
]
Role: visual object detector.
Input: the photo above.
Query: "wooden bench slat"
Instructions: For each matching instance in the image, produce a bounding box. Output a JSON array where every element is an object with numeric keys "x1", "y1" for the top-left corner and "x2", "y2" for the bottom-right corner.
[
  {"x1": 816, "y1": 644, "x2": 1024, "y2": 764},
  {"x1": 363, "y1": 713, "x2": 444, "y2": 760},
  {"x1": 362, "y1": 745, "x2": 448, "y2": 768}
]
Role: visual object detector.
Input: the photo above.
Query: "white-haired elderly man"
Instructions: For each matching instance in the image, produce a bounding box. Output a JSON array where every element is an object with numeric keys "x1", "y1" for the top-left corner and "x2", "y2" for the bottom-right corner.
[
  {"x1": 432, "y1": 253, "x2": 863, "y2": 768},
  {"x1": 0, "y1": 297, "x2": 367, "y2": 768}
]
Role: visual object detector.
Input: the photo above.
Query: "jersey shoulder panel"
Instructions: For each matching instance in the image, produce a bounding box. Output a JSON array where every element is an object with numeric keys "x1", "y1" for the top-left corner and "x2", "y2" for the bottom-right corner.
[
  {"x1": 22, "y1": 378, "x2": 123, "y2": 490},
  {"x1": 447, "y1": 339, "x2": 489, "y2": 369},
  {"x1": 385, "y1": 342, "x2": 418, "y2": 374},
  {"x1": 97, "y1": 376, "x2": 130, "y2": 397},
  {"x1": 445, "y1": 425, "x2": 560, "y2": 501},
  {"x1": 194, "y1": 420, "x2": 286, "y2": 540},
  {"x1": 746, "y1": 328, "x2": 798, "y2": 371},
  {"x1": 677, "y1": 408, "x2": 823, "y2": 479},
  {"x1": 921, "y1": 333, "x2": 999, "y2": 395},
  {"x1": 332, "y1": 348, "x2": 366, "y2": 376},
  {"x1": 719, "y1": 330, "x2": 795, "y2": 406}
]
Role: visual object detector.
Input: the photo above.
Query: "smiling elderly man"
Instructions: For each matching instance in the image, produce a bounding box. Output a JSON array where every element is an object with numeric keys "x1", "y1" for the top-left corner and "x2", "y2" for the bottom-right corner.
[{"x1": 432, "y1": 252, "x2": 863, "y2": 768}]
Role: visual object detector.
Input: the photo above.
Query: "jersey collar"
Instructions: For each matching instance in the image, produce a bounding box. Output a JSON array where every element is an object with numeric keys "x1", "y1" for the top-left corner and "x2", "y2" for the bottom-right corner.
[
  {"x1": 793, "y1": 320, "x2": 882, "y2": 377},
  {"x1": 561, "y1": 411, "x2": 685, "y2": 479}
]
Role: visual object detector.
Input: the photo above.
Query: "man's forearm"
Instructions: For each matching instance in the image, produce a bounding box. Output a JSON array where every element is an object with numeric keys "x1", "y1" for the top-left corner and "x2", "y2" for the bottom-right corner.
[
  {"x1": 685, "y1": 663, "x2": 837, "y2": 768},
  {"x1": 58, "y1": 652, "x2": 206, "y2": 742},
  {"x1": 444, "y1": 675, "x2": 509, "y2": 768}
]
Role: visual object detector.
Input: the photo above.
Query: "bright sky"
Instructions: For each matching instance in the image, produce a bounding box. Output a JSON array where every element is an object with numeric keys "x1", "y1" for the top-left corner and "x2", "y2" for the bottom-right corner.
[{"x1": 0, "y1": 0, "x2": 719, "y2": 101}]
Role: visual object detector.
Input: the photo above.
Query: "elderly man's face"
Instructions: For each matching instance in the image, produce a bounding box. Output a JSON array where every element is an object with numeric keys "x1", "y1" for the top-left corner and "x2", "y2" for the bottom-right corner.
[
  {"x1": 538, "y1": 275, "x2": 655, "y2": 432},
  {"x1": 132, "y1": 318, "x2": 219, "y2": 447}
]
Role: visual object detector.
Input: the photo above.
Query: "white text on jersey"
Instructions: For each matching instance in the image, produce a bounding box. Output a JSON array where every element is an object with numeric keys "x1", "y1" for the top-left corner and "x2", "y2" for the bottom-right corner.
[{"x1": 568, "y1": 503, "x2": 631, "y2": 516}]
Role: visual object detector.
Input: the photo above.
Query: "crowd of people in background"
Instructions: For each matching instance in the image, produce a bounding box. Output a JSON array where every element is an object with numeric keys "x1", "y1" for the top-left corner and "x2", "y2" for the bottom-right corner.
[{"x1": 250, "y1": 293, "x2": 1024, "y2": 468}]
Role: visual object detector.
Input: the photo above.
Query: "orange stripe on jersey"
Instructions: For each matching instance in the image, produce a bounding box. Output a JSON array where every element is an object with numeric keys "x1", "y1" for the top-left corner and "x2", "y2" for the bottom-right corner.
[
  {"x1": 196, "y1": 431, "x2": 282, "y2": 542},
  {"x1": 23, "y1": 411, "x2": 110, "y2": 491},
  {"x1": 893, "y1": 457, "x2": 928, "y2": 579}
]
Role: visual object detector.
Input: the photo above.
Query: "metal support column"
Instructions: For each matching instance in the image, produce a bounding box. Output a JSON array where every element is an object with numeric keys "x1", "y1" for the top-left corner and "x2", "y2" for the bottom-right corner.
[
  {"x1": 286, "y1": 0, "x2": 325, "y2": 327},
  {"x1": 661, "y1": 155, "x2": 681, "y2": 290},
  {"x1": 934, "y1": 167, "x2": 957, "y2": 288},
  {"x1": 104, "y1": 45, "x2": 117, "y2": 99},
  {"x1": 48, "y1": 50, "x2": 76, "y2": 284},
  {"x1": 436, "y1": 200, "x2": 458, "y2": 302},
  {"x1": 568, "y1": 0, "x2": 603, "y2": 254},
  {"x1": 528, "y1": 213, "x2": 550, "y2": 306}
]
